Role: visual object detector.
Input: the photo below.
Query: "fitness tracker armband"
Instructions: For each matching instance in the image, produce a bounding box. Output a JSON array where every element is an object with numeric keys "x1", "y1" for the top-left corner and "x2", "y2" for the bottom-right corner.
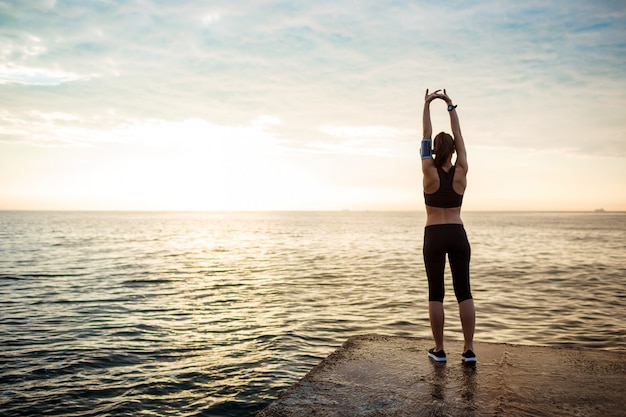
[{"x1": 421, "y1": 138, "x2": 433, "y2": 159}]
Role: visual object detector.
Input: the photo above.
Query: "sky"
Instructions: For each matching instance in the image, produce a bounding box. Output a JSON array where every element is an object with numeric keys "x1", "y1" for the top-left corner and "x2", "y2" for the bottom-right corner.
[{"x1": 1, "y1": 0, "x2": 625, "y2": 211}]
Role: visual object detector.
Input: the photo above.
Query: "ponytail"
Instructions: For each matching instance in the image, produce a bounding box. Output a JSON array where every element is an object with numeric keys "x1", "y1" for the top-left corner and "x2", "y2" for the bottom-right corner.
[{"x1": 433, "y1": 132, "x2": 455, "y2": 168}]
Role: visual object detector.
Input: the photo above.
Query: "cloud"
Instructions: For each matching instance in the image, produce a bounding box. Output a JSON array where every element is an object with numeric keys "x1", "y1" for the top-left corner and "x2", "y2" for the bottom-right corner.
[
  {"x1": 1, "y1": 0, "x2": 625, "y2": 210},
  {"x1": 201, "y1": 12, "x2": 221, "y2": 26},
  {"x1": 0, "y1": 65, "x2": 85, "y2": 85},
  {"x1": 0, "y1": 109, "x2": 286, "y2": 149},
  {"x1": 0, "y1": 0, "x2": 624, "y2": 157},
  {"x1": 320, "y1": 125, "x2": 408, "y2": 140},
  {"x1": 313, "y1": 124, "x2": 416, "y2": 157}
]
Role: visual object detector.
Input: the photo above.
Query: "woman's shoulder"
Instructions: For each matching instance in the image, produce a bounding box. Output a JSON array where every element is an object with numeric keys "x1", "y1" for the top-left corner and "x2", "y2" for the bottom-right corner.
[{"x1": 453, "y1": 164, "x2": 467, "y2": 175}]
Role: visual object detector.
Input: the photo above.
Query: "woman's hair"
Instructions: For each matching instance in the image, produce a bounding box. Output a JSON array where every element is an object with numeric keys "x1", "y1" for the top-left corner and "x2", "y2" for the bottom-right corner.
[{"x1": 433, "y1": 132, "x2": 455, "y2": 168}]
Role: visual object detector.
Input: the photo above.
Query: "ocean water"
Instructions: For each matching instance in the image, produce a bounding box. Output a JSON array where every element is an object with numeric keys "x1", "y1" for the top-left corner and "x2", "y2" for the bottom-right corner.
[{"x1": 0, "y1": 211, "x2": 625, "y2": 416}]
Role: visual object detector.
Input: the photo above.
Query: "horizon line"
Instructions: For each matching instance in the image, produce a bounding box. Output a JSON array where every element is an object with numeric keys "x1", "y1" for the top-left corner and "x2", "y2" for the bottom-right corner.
[{"x1": 0, "y1": 209, "x2": 623, "y2": 213}]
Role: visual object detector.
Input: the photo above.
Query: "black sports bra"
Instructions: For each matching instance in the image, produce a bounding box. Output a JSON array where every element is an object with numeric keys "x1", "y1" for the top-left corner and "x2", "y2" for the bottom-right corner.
[{"x1": 424, "y1": 166, "x2": 464, "y2": 208}]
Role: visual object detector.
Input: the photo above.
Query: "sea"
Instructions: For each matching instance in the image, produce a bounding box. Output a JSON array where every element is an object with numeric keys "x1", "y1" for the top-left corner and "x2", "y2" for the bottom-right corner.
[{"x1": 1, "y1": 211, "x2": 625, "y2": 416}]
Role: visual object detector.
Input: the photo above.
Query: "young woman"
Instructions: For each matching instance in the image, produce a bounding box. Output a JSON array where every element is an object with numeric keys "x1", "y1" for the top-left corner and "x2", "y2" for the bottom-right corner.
[{"x1": 421, "y1": 88, "x2": 476, "y2": 363}]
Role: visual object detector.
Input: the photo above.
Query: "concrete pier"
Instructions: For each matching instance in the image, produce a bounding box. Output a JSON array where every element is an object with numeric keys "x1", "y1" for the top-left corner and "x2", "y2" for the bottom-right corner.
[{"x1": 258, "y1": 334, "x2": 626, "y2": 417}]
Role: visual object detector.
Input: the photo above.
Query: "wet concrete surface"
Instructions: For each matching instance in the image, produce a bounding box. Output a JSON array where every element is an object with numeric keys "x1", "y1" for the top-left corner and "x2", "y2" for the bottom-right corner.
[{"x1": 258, "y1": 334, "x2": 626, "y2": 416}]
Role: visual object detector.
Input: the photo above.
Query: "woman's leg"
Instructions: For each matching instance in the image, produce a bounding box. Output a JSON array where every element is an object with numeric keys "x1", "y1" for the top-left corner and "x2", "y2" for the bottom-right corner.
[
  {"x1": 424, "y1": 226, "x2": 446, "y2": 351},
  {"x1": 429, "y1": 301, "x2": 445, "y2": 351},
  {"x1": 459, "y1": 299, "x2": 475, "y2": 352},
  {"x1": 449, "y1": 225, "x2": 474, "y2": 352}
]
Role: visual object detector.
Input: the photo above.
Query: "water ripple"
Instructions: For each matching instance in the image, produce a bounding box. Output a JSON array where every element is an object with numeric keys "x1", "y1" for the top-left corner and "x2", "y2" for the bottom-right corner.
[{"x1": 0, "y1": 211, "x2": 625, "y2": 416}]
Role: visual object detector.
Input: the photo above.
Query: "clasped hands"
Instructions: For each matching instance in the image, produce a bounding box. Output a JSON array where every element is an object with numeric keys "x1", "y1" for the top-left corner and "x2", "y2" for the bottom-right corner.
[{"x1": 425, "y1": 88, "x2": 453, "y2": 105}]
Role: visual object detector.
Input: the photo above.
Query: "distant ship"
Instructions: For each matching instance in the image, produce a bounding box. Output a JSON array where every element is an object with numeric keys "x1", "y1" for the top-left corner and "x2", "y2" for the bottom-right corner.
[{"x1": 594, "y1": 208, "x2": 606, "y2": 213}]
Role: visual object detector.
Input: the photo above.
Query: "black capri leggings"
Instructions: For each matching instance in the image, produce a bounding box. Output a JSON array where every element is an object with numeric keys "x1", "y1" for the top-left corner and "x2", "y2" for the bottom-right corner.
[{"x1": 423, "y1": 224, "x2": 472, "y2": 303}]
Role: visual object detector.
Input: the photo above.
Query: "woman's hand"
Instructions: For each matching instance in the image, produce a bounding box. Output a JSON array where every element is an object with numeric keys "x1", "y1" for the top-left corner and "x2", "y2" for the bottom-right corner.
[
  {"x1": 441, "y1": 89, "x2": 453, "y2": 105},
  {"x1": 425, "y1": 88, "x2": 453, "y2": 105},
  {"x1": 424, "y1": 88, "x2": 444, "y2": 104}
]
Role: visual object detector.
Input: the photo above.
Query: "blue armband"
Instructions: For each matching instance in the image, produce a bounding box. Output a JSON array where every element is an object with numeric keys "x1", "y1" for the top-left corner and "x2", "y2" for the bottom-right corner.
[{"x1": 421, "y1": 139, "x2": 433, "y2": 159}]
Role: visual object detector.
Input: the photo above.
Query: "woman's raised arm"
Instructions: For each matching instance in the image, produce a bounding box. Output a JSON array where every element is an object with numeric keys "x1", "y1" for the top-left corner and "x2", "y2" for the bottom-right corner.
[
  {"x1": 441, "y1": 89, "x2": 467, "y2": 171},
  {"x1": 423, "y1": 88, "x2": 442, "y2": 139}
]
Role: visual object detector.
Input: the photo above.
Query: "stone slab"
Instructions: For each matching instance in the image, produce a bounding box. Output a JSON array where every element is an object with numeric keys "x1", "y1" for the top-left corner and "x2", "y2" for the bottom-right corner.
[{"x1": 258, "y1": 334, "x2": 626, "y2": 417}]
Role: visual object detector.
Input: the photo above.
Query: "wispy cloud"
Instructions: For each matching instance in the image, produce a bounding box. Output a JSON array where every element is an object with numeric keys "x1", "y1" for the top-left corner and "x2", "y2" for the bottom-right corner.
[
  {"x1": 1, "y1": 1, "x2": 622, "y2": 152},
  {"x1": 0, "y1": 66, "x2": 85, "y2": 85},
  {"x1": 1, "y1": 0, "x2": 625, "y2": 209}
]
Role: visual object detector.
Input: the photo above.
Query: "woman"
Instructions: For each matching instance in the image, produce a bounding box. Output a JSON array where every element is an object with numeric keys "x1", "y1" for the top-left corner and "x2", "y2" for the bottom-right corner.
[{"x1": 421, "y1": 88, "x2": 476, "y2": 363}]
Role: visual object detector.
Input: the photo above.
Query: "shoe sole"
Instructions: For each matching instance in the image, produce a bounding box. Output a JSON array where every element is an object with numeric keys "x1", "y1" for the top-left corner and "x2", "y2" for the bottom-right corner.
[
  {"x1": 428, "y1": 353, "x2": 447, "y2": 362},
  {"x1": 462, "y1": 357, "x2": 477, "y2": 363}
]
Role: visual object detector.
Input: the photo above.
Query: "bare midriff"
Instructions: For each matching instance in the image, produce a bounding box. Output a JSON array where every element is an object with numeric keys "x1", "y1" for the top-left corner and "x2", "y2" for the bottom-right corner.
[{"x1": 425, "y1": 205, "x2": 463, "y2": 226}]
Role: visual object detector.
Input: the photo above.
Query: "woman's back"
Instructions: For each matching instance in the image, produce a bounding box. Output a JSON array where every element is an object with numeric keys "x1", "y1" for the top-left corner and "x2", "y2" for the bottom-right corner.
[{"x1": 423, "y1": 161, "x2": 466, "y2": 226}]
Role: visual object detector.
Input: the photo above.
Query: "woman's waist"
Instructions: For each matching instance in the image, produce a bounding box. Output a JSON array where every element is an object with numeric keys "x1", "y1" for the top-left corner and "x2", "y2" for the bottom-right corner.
[
  {"x1": 425, "y1": 206, "x2": 463, "y2": 226},
  {"x1": 424, "y1": 223, "x2": 465, "y2": 232}
]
